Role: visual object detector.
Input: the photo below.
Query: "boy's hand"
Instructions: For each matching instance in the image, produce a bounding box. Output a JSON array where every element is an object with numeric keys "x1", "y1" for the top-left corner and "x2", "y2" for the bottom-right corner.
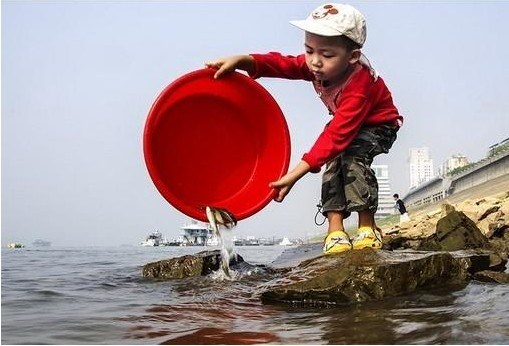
[
  {"x1": 205, "y1": 55, "x2": 255, "y2": 79},
  {"x1": 269, "y1": 175, "x2": 297, "y2": 203},
  {"x1": 269, "y1": 161, "x2": 311, "y2": 203}
]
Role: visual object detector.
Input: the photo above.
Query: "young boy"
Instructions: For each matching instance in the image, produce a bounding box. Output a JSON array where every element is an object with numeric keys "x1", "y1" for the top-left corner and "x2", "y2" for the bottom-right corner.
[{"x1": 206, "y1": 3, "x2": 403, "y2": 254}]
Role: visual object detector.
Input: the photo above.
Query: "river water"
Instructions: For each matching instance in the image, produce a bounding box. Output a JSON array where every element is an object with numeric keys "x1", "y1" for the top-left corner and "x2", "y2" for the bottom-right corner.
[{"x1": 2, "y1": 246, "x2": 509, "y2": 344}]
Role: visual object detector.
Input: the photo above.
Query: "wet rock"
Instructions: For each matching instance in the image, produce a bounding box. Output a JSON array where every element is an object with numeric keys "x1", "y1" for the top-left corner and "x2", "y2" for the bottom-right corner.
[
  {"x1": 382, "y1": 234, "x2": 428, "y2": 251},
  {"x1": 143, "y1": 250, "x2": 245, "y2": 279},
  {"x1": 260, "y1": 249, "x2": 472, "y2": 306},
  {"x1": 487, "y1": 252, "x2": 508, "y2": 271},
  {"x1": 452, "y1": 250, "x2": 507, "y2": 274},
  {"x1": 418, "y1": 211, "x2": 488, "y2": 251},
  {"x1": 473, "y1": 270, "x2": 509, "y2": 284}
]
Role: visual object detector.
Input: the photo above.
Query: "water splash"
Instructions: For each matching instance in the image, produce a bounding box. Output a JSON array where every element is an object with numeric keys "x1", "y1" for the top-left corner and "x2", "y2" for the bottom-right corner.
[
  {"x1": 205, "y1": 206, "x2": 238, "y2": 280},
  {"x1": 218, "y1": 227, "x2": 234, "y2": 279}
]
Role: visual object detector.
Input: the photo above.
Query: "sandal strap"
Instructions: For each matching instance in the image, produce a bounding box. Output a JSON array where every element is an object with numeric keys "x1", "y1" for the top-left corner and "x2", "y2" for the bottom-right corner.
[
  {"x1": 352, "y1": 227, "x2": 382, "y2": 243},
  {"x1": 324, "y1": 231, "x2": 352, "y2": 251}
]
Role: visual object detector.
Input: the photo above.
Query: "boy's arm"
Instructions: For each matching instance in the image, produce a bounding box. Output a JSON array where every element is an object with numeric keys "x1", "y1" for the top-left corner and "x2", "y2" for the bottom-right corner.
[
  {"x1": 248, "y1": 52, "x2": 314, "y2": 81},
  {"x1": 206, "y1": 53, "x2": 314, "y2": 81},
  {"x1": 205, "y1": 55, "x2": 256, "y2": 79}
]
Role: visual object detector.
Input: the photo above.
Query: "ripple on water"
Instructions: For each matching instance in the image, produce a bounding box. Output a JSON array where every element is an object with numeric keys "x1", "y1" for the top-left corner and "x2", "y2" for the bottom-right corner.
[
  {"x1": 120, "y1": 271, "x2": 282, "y2": 343},
  {"x1": 3, "y1": 247, "x2": 509, "y2": 344}
]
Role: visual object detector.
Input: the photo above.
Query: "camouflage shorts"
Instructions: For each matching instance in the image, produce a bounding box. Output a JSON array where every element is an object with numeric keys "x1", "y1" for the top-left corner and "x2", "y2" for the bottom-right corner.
[{"x1": 321, "y1": 124, "x2": 399, "y2": 218}]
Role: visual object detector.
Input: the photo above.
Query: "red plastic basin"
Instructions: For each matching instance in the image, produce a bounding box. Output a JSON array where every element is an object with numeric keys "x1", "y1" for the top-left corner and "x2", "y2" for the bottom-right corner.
[{"x1": 143, "y1": 68, "x2": 290, "y2": 222}]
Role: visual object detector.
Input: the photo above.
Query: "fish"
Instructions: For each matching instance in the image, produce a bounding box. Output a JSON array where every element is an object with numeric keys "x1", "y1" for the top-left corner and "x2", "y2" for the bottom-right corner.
[{"x1": 205, "y1": 206, "x2": 237, "y2": 235}]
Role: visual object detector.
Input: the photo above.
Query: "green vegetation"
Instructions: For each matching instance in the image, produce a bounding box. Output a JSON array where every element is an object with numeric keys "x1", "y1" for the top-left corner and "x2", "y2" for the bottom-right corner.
[
  {"x1": 447, "y1": 163, "x2": 476, "y2": 177},
  {"x1": 375, "y1": 214, "x2": 400, "y2": 229},
  {"x1": 488, "y1": 142, "x2": 509, "y2": 158}
]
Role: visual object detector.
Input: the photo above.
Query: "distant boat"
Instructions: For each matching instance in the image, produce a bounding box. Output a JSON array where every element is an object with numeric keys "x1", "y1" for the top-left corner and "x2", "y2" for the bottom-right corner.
[
  {"x1": 7, "y1": 242, "x2": 25, "y2": 249},
  {"x1": 141, "y1": 231, "x2": 165, "y2": 247},
  {"x1": 279, "y1": 237, "x2": 293, "y2": 246},
  {"x1": 233, "y1": 236, "x2": 260, "y2": 246},
  {"x1": 32, "y1": 239, "x2": 51, "y2": 247},
  {"x1": 180, "y1": 221, "x2": 219, "y2": 246},
  {"x1": 259, "y1": 237, "x2": 276, "y2": 246}
]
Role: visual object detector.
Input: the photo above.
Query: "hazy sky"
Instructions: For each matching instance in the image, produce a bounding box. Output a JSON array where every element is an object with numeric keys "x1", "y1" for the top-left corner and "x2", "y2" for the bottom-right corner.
[{"x1": 3, "y1": 1, "x2": 509, "y2": 246}]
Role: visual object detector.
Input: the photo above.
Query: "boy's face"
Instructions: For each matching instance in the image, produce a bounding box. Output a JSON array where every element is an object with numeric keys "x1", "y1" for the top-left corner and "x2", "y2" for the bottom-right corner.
[{"x1": 304, "y1": 32, "x2": 360, "y2": 84}]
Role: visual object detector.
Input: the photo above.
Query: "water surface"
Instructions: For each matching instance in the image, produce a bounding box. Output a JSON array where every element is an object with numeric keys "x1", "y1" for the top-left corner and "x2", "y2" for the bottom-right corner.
[{"x1": 2, "y1": 246, "x2": 509, "y2": 344}]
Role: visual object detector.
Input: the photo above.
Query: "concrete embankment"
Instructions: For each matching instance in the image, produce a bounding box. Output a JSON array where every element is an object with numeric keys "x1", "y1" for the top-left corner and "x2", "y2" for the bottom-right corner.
[
  {"x1": 399, "y1": 174, "x2": 509, "y2": 229},
  {"x1": 404, "y1": 150, "x2": 509, "y2": 208}
]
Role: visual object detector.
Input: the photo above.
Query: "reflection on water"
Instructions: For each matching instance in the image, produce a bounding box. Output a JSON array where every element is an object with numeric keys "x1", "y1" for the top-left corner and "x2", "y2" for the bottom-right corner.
[
  {"x1": 123, "y1": 268, "x2": 509, "y2": 345},
  {"x1": 2, "y1": 246, "x2": 509, "y2": 344}
]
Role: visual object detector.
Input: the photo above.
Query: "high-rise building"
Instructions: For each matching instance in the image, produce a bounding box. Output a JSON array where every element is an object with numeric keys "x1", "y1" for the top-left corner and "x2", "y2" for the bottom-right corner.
[
  {"x1": 441, "y1": 154, "x2": 469, "y2": 176},
  {"x1": 372, "y1": 164, "x2": 393, "y2": 219},
  {"x1": 409, "y1": 147, "x2": 434, "y2": 189}
]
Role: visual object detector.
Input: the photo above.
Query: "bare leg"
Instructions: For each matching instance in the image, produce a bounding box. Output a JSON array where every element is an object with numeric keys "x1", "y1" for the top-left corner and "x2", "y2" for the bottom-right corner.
[
  {"x1": 357, "y1": 209, "x2": 382, "y2": 243},
  {"x1": 358, "y1": 210, "x2": 375, "y2": 229},
  {"x1": 327, "y1": 211, "x2": 344, "y2": 234}
]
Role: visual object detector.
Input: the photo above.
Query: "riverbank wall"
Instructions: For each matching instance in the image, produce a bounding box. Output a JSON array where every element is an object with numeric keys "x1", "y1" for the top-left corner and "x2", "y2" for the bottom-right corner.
[{"x1": 403, "y1": 149, "x2": 509, "y2": 209}]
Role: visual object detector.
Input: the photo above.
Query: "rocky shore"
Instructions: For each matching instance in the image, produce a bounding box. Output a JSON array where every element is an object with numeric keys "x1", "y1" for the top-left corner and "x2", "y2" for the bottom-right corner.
[
  {"x1": 382, "y1": 191, "x2": 509, "y2": 255},
  {"x1": 142, "y1": 190, "x2": 509, "y2": 306}
]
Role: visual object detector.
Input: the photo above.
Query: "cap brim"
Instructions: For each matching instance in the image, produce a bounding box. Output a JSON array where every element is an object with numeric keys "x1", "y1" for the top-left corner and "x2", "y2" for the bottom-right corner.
[{"x1": 289, "y1": 19, "x2": 340, "y2": 37}]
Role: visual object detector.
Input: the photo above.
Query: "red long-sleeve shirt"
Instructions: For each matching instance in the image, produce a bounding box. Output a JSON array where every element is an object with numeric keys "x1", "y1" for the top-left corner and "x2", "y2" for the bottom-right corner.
[{"x1": 249, "y1": 52, "x2": 403, "y2": 173}]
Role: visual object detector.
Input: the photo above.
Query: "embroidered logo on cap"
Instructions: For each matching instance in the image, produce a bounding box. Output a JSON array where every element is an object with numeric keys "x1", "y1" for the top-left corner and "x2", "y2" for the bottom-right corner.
[{"x1": 312, "y1": 4, "x2": 339, "y2": 19}]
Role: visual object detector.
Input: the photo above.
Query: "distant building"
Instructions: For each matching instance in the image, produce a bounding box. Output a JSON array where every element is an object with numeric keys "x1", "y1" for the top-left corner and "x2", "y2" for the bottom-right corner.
[
  {"x1": 409, "y1": 147, "x2": 434, "y2": 189},
  {"x1": 372, "y1": 164, "x2": 393, "y2": 219},
  {"x1": 441, "y1": 154, "x2": 469, "y2": 176}
]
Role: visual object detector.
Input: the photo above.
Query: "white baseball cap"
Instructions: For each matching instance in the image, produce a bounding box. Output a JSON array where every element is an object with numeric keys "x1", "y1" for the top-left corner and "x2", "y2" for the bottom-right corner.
[{"x1": 290, "y1": 3, "x2": 367, "y2": 47}]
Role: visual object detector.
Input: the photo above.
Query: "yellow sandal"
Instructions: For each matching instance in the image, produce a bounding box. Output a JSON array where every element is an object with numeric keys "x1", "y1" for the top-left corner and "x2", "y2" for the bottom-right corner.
[
  {"x1": 323, "y1": 230, "x2": 352, "y2": 254},
  {"x1": 351, "y1": 227, "x2": 383, "y2": 250}
]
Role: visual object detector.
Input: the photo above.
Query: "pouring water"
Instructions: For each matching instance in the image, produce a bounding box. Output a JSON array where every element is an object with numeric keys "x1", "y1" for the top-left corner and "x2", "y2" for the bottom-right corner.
[{"x1": 205, "y1": 206, "x2": 237, "y2": 279}]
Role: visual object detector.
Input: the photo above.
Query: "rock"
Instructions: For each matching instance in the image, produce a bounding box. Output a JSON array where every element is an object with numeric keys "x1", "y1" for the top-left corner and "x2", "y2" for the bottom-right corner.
[
  {"x1": 441, "y1": 203, "x2": 456, "y2": 217},
  {"x1": 394, "y1": 196, "x2": 509, "y2": 240},
  {"x1": 455, "y1": 199, "x2": 477, "y2": 220},
  {"x1": 473, "y1": 270, "x2": 509, "y2": 284},
  {"x1": 478, "y1": 205, "x2": 501, "y2": 221},
  {"x1": 142, "y1": 250, "x2": 245, "y2": 279},
  {"x1": 381, "y1": 235, "x2": 407, "y2": 250},
  {"x1": 382, "y1": 234, "x2": 430, "y2": 251},
  {"x1": 452, "y1": 249, "x2": 507, "y2": 274},
  {"x1": 484, "y1": 216, "x2": 509, "y2": 239},
  {"x1": 384, "y1": 227, "x2": 400, "y2": 236},
  {"x1": 260, "y1": 248, "x2": 472, "y2": 306},
  {"x1": 500, "y1": 198, "x2": 509, "y2": 216},
  {"x1": 486, "y1": 228, "x2": 509, "y2": 254},
  {"x1": 418, "y1": 211, "x2": 488, "y2": 251},
  {"x1": 488, "y1": 252, "x2": 508, "y2": 271}
]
